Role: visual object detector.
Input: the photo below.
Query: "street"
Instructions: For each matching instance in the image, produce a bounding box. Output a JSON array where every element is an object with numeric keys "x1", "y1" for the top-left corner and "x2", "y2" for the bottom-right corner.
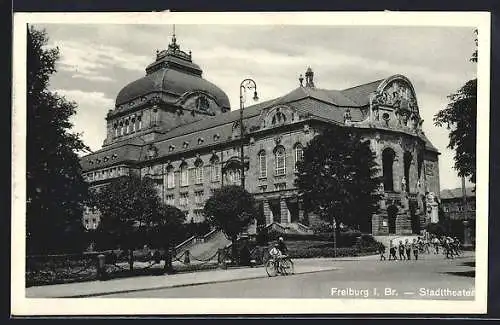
[{"x1": 101, "y1": 253, "x2": 475, "y2": 299}]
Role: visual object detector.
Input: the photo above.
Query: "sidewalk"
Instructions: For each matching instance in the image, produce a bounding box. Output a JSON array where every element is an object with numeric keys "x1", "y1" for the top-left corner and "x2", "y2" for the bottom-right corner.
[
  {"x1": 25, "y1": 252, "x2": 473, "y2": 298},
  {"x1": 26, "y1": 256, "x2": 377, "y2": 298}
]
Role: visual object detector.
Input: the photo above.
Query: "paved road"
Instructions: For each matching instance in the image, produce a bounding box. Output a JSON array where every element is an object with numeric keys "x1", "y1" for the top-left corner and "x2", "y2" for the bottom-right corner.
[{"x1": 102, "y1": 254, "x2": 475, "y2": 299}]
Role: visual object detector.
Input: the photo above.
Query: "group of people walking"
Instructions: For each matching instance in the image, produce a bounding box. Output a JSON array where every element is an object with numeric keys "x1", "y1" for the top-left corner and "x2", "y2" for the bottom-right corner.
[{"x1": 378, "y1": 235, "x2": 462, "y2": 261}]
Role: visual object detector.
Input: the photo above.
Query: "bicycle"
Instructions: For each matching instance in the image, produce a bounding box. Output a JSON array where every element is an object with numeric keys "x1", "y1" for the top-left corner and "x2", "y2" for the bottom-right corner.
[{"x1": 265, "y1": 255, "x2": 294, "y2": 277}]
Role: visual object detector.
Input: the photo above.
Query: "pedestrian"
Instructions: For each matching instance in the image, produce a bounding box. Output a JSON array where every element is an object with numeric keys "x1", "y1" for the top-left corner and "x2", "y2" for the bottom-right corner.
[
  {"x1": 378, "y1": 242, "x2": 386, "y2": 261},
  {"x1": 432, "y1": 236, "x2": 440, "y2": 254},
  {"x1": 398, "y1": 240, "x2": 406, "y2": 260},
  {"x1": 389, "y1": 240, "x2": 397, "y2": 261},
  {"x1": 412, "y1": 238, "x2": 419, "y2": 260},
  {"x1": 444, "y1": 237, "x2": 453, "y2": 259},
  {"x1": 405, "y1": 239, "x2": 412, "y2": 260}
]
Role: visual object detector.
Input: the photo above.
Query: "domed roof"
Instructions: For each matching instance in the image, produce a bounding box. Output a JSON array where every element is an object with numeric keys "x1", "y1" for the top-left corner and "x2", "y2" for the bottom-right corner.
[
  {"x1": 114, "y1": 34, "x2": 230, "y2": 109},
  {"x1": 115, "y1": 68, "x2": 230, "y2": 108}
]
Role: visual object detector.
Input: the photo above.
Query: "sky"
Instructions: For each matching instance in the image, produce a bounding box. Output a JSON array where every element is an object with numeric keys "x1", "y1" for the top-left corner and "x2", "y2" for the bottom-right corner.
[{"x1": 35, "y1": 23, "x2": 477, "y2": 191}]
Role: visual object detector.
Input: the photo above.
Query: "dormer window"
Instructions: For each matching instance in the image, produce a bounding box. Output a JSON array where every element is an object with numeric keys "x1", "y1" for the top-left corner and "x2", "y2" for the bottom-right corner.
[
  {"x1": 183, "y1": 141, "x2": 189, "y2": 149},
  {"x1": 213, "y1": 134, "x2": 220, "y2": 141},
  {"x1": 198, "y1": 137, "x2": 204, "y2": 145},
  {"x1": 112, "y1": 154, "x2": 118, "y2": 159},
  {"x1": 169, "y1": 144, "x2": 175, "y2": 152}
]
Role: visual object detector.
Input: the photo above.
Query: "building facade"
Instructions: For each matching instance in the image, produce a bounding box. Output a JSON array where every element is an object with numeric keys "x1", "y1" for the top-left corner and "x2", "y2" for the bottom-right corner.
[
  {"x1": 440, "y1": 187, "x2": 476, "y2": 245},
  {"x1": 80, "y1": 34, "x2": 441, "y2": 235}
]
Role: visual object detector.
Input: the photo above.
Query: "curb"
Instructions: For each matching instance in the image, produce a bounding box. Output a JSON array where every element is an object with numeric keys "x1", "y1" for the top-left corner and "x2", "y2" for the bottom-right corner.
[{"x1": 51, "y1": 268, "x2": 340, "y2": 298}]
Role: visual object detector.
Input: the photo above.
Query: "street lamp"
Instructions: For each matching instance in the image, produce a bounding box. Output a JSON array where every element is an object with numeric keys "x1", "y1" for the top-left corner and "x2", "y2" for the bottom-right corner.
[{"x1": 239, "y1": 78, "x2": 258, "y2": 189}]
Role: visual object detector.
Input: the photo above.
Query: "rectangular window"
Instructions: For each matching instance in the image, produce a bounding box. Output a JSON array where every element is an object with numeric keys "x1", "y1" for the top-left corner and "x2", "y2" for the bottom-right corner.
[
  {"x1": 194, "y1": 209, "x2": 205, "y2": 223},
  {"x1": 180, "y1": 193, "x2": 189, "y2": 206},
  {"x1": 194, "y1": 191, "x2": 204, "y2": 205},
  {"x1": 166, "y1": 171, "x2": 175, "y2": 188},
  {"x1": 138, "y1": 116, "x2": 142, "y2": 130},
  {"x1": 275, "y1": 148, "x2": 286, "y2": 176},
  {"x1": 195, "y1": 167, "x2": 204, "y2": 184},
  {"x1": 181, "y1": 167, "x2": 189, "y2": 186},
  {"x1": 211, "y1": 164, "x2": 221, "y2": 182},
  {"x1": 259, "y1": 152, "x2": 267, "y2": 178},
  {"x1": 166, "y1": 194, "x2": 175, "y2": 206},
  {"x1": 231, "y1": 170, "x2": 241, "y2": 184}
]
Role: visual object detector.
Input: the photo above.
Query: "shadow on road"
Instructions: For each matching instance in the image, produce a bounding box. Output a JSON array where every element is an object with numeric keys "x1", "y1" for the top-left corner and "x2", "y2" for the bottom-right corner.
[
  {"x1": 443, "y1": 270, "x2": 475, "y2": 278},
  {"x1": 461, "y1": 261, "x2": 475, "y2": 267}
]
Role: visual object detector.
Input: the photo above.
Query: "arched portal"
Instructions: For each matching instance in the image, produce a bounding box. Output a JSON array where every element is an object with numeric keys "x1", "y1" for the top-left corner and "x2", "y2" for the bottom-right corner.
[
  {"x1": 382, "y1": 148, "x2": 396, "y2": 191},
  {"x1": 387, "y1": 205, "x2": 398, "y2": 234}
]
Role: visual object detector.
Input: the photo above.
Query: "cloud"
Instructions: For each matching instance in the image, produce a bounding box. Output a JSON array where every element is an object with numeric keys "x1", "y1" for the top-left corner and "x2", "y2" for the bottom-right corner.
[
  {"x1": 53, "y1": 89, "x2": 113, "y2": 152},
  {"x1": 48, "y1": 40, "x2": 150, "y2": 83},
  {"x1": 41, "y1": 24, "x2": 476, "y2": 190}
]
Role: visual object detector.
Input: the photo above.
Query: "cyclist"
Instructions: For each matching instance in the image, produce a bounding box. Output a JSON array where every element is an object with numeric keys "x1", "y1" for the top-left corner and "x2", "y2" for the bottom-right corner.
[
  {"x1": 277, "y1": 237, "x2": 288, "y2": 255},
  {"x1": 269, "y1": 243, "x2": 284, "y2": 272}
]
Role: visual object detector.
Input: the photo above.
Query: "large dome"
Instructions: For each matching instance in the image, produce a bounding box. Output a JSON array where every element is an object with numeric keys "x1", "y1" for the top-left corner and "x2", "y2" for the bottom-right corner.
[{"x1": 114, "y1": 35, "x2": 230, "y2": 110}]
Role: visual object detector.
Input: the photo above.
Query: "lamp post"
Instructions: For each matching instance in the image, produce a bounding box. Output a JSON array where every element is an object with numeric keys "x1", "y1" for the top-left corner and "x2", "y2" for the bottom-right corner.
[{"x1": 239, "y1": 79, "x2": 258, "y2": 190}]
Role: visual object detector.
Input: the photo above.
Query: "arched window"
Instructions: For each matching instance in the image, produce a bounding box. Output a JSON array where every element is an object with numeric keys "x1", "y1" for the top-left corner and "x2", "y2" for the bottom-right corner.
[
  {"x1": 137, "y1": 115, "x2": 142, "y2": 130},
  {"x1": 180, "y1": 162, "x2": 189, "y2": 187},
  {"x1": 258, "y1": 150, "x2": 267, "y2": 178},
  {"x1": 152, "y1": 108, "x2": 159, "y2": 126},
  {"x1": 166, "y1": 165, "x2": 175, "y2": 189},
  {"x1": 228, "y1": 169, "x2": 241, "y2": 184},
  {"x1": 210, "y1": 156, "x2": 221, "y2": 182},
  {"x1": 131, "y1": 116, "x2": 136, "y2": 132},
  {"x1": 125, "y1": 119, "x2": 130, "y2": 134},
  {"x1": 113, "y1": 123, "x2": 118, "y2": 137},
  {"x1": 403, "y1": 152, "x2": 412, "y2": 193},
  {"x1": 294, "y1": 143, "x2": 304, "y2": 171},
  {"x1": 382, "y1": 148, "x2": 396, "y2": 191},
  {"x1": 194, "y1": 159, "x2": 204, "y2": 184},
  {"x1": 275, "y1": 146, "x2": 286, "y2": 176},
  {"x1": 119, "y1": 121, "x2": 124, "y2": 136}
]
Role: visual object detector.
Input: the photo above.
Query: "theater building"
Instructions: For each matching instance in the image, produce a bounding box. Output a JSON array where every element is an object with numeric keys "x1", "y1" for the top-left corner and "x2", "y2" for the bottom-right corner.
[{"x1": 80, "y1": 34, "x2": 441, "y2": 235}]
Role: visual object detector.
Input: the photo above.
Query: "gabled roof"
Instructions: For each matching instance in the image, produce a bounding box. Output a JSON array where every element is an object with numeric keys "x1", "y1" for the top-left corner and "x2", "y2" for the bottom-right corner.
[
  {"x1": 274, "y1": 86, "x2": 361, "y2": 107},
  {"x1": 340, "y1": 79, "x2": 385, "y2": 106},
  {"x1": 440, "y1": 187, "x2": 475, "y2": 200}
]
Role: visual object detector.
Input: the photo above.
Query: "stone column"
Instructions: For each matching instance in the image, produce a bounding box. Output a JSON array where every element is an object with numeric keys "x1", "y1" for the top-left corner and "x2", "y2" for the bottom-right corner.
[
  {"x1": 280, "y1": 197, "x2": 290, "y2": 224},
  {"x1": 430, "y1": 201, "x2": 439, "y2": 223},
  {"x1": 263, "y1": 199, "x2": 272, "y2": 225}
]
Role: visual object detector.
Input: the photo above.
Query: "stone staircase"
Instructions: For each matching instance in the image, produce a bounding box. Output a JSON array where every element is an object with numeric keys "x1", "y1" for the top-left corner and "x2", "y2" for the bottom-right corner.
[{"x1": 265, "y1": 222, "x2": 314, "y2": 235}]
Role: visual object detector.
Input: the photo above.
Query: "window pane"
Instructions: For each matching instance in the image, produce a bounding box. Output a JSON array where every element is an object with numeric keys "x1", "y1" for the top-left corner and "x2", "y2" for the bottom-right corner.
[
  {"x1": 275, "y1": 147, "x2": 286, "y2": 175},
  {"x1": 259, "y1": 151, "x2": 267, "y2": 178}
]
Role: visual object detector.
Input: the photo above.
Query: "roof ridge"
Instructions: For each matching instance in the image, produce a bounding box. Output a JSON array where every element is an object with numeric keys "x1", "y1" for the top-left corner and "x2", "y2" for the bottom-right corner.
[{"x1": 341, "y1": 78, "x2": 385, "y2": 92}]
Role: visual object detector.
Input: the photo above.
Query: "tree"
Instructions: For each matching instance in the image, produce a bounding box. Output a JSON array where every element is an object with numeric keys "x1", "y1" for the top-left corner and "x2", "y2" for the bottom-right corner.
[
  {"x1": 26, "y1": 25, "x2": 90, "y2": 254},
  {"x1": 148, "y1": 204, "x2": 186, "y2": 273},
  {"x1": 89, "y1": 175, "x2": 163, "y2": 270},
  {"x1": 295, "y1": 126, "x2": 382, "y2": 241},
  {"x1": 204, "y1": 185, "x2": 257, "y2": 261},
  {"x1": 433, "y1": 29, "x2": 477, "y2": 184}
]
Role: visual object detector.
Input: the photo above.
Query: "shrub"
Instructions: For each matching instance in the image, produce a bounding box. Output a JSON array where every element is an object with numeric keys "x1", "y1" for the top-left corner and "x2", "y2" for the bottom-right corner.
[{"x1": 287, "y1": 246, "x2": 378, "y2": 259}]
